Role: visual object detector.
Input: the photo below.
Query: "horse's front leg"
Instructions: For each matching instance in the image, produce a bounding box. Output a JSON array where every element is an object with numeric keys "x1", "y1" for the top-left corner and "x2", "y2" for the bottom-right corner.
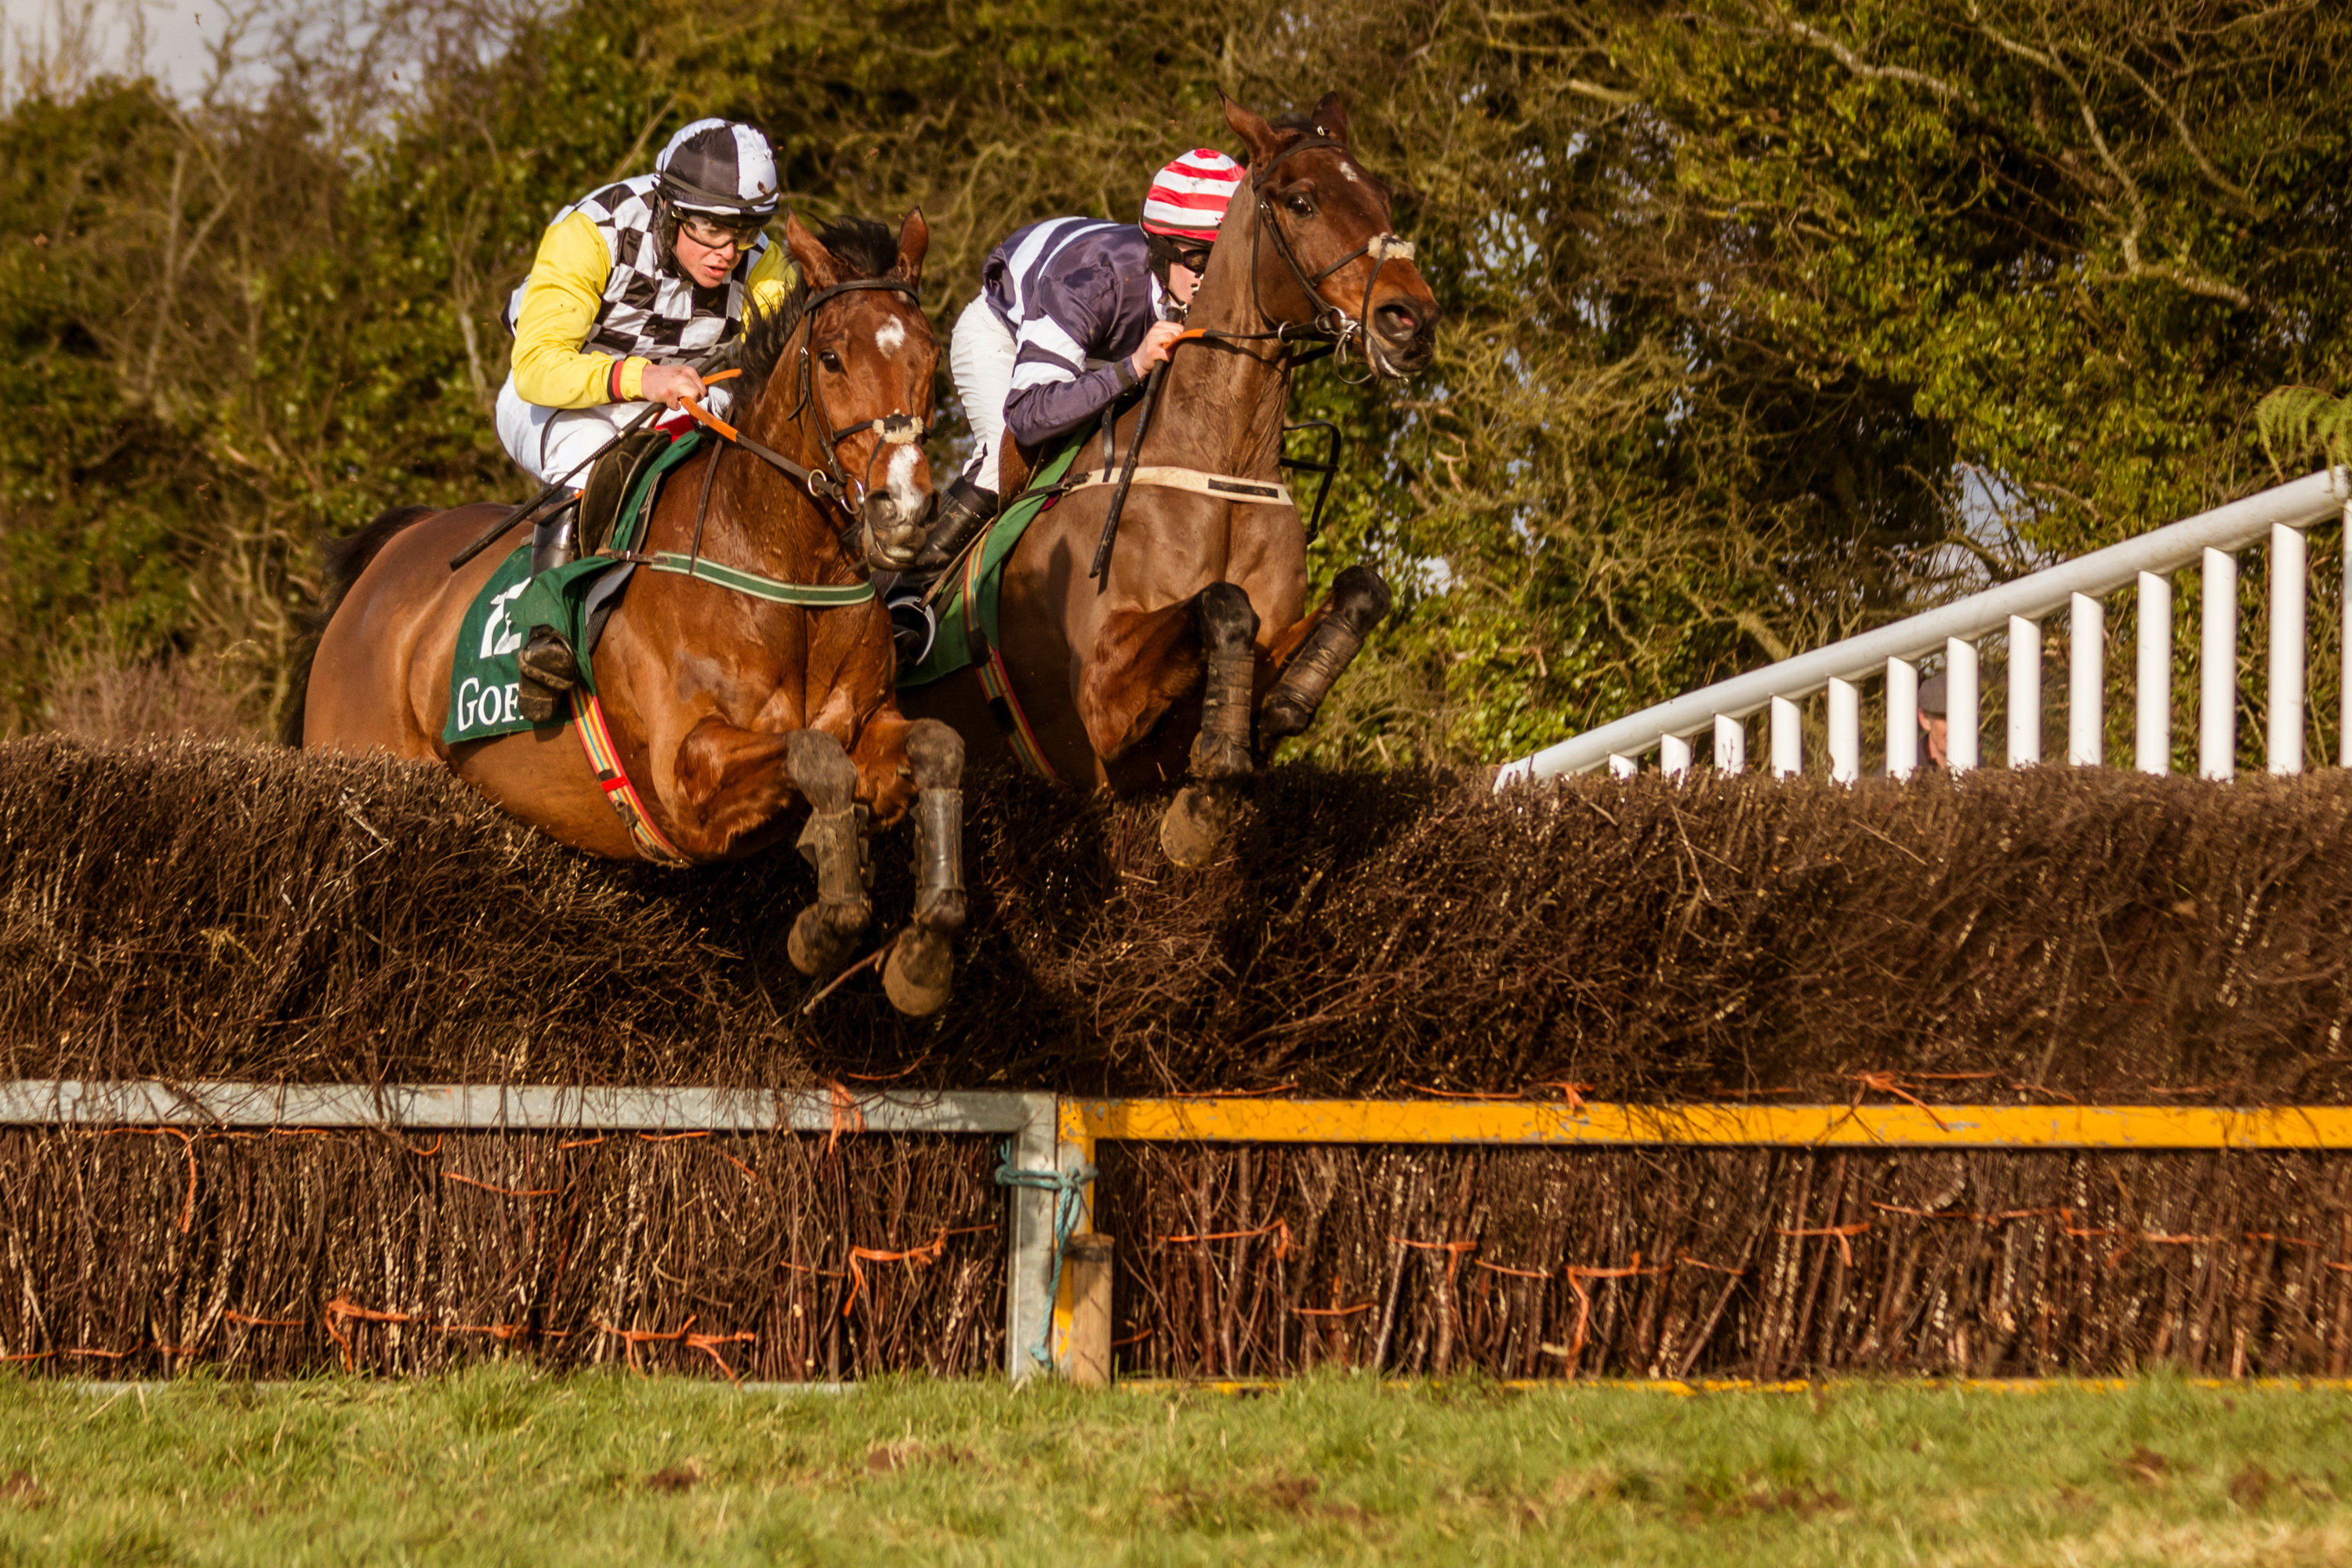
[
  {"x1": 1256, "y1": 564, "x2": 1392, "y2": 748},
  {"x1": 1160, "y1": 582, "x2": 1261, "y2": 869},
  {"x1": 851, "y1": 713, "x2": 966, "y2": 1017},
  {"x1": 673, "y1": 718, "x2": 873, "y2": 975}
]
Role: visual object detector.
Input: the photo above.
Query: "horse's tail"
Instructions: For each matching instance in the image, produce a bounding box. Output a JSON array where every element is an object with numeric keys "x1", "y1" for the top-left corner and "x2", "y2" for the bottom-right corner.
[{"x1": 277, "y1": 504, "x2": 441, "y2": 747}]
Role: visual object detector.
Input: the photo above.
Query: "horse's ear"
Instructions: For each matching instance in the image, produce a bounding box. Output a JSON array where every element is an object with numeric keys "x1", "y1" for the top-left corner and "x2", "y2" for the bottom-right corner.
[
  {"x1": 1221, "y1": 94, "x2": 1281, "y2": 165},
  {"x1": 783, "y1": 212, "x2": 842, "y2": 290},
  {"x1": 1309, "y1": 93, "x2": 1349, "y2": 143},
  {"x1": 892, "y1": 209, "x2": 929, "y2": 286}
]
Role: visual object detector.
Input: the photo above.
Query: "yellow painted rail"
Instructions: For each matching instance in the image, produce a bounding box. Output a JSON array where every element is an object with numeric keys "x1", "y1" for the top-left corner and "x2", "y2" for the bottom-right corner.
[{"x1": 1062, "y1": 1098, "x2": 2352, "y2": 1151}]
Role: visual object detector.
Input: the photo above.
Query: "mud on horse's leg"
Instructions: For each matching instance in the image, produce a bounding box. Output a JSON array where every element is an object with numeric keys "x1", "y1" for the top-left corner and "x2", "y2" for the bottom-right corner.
[
  {"x1": 1260, "y1": 565, "x2": 1392, "y2": 745},
  {"x1": 881, "y1": 719, "x2": 965, "y2": 1017},
  {"x1": 1161, "y1": 582, "x2": 1260, "y2": 869},
  {"x1": 785, "y1": 730, "x2": 874, "y2": 977}
]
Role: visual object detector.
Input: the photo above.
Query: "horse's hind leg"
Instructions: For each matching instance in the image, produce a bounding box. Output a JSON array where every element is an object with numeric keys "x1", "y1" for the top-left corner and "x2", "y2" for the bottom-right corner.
[
  {"x1": 1161, "y1": 582, "x2": 1260, "y2": 869},
  {"x1": 1259, "y1": 565, "x2": 1392, "y2": 746},
  {"x1": 785, "y1": 730, "x2": 874, "y2": 976},
  {"x1": 881, "y1": 719, "x2": 966, "y2": 1017}
]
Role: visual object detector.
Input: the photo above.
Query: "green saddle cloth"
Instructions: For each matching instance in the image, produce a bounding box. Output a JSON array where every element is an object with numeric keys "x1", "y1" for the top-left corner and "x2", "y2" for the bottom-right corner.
[
  {"x1": 898, "y1": 436, "x2": 1088, "y2": 690},
  {"x1": 441, "y1": 430, "x2": 705, "y2": 745}
]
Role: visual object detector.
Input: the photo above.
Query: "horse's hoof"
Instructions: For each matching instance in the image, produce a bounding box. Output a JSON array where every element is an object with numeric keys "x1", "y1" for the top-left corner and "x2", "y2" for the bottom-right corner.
[
  {"x1": 1160, "y1": 785, "x2": 1236, "y2": 869},
  {"x1": 788, "y1": 906, "x2": 854, "y2": 977},
  {"x1": 882, "y1": 926, "x2": 953, "y2": 1017}
]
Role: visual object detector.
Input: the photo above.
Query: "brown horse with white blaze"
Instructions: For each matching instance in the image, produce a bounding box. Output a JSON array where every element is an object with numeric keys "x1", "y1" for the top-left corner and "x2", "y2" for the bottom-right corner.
[
  {"x1": 290, "y1": 213, "x2": 969, "y2": 1014},
  {"x1": 903, "y1": 95, "x2": 1439, "y2": 866}
]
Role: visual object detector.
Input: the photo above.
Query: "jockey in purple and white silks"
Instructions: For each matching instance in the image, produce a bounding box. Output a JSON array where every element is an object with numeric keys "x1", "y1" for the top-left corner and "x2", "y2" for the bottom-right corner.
[{"x1": 896, "y1": 150, "x2": 1247, "y2": 634}]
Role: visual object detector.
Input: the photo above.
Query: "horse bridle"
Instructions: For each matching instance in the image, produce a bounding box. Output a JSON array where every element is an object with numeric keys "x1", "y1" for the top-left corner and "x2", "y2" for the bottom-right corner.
[
  {"x1": 699, "y1": 276, "x2": 932, "y2": 518},
  {"x1": 1218, "y1": 134, "x2": 1417, "y2": 378}
]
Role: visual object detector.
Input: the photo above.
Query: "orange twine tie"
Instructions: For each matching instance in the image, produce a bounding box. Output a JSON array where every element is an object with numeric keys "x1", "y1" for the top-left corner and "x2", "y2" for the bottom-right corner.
[
  {"x1": 1158, "y1": 1218, "x2": 1293, "y2": 1261},
  {"x1": 844, "y1": 1229, "x2": 949, "y2": 1317},
  {"x1": 1777, "y1": 1222, "x2": 1871, "y2": 1268}
]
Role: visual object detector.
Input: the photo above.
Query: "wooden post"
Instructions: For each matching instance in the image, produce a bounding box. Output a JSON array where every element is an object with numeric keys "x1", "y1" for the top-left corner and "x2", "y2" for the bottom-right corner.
[{"x1": 1065, "y1": 1234, "x2": 1116, "y2": 1387}]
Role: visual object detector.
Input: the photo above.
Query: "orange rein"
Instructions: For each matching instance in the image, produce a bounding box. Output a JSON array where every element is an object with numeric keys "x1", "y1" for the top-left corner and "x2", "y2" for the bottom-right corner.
[{"x1": 678, "y1": 366, "x2": 744, "y2": 441}]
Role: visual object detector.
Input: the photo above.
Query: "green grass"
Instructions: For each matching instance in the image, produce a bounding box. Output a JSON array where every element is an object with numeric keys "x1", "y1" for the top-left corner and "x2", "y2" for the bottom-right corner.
[{"x1": 2, "y1": 1372, "x2": 2349, "y2": 1565}]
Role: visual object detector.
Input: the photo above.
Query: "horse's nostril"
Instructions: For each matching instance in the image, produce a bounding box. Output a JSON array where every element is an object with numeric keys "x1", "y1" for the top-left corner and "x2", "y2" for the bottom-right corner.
[{"x1": 1378, "y1": 304, "x2": 1418, "y2": 338}]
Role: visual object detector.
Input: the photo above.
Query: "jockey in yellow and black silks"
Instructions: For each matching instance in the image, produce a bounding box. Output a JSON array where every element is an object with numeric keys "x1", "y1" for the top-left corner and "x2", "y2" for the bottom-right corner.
[{"x1": 495, "y1": 117, "x2": 796, "y2": 715}]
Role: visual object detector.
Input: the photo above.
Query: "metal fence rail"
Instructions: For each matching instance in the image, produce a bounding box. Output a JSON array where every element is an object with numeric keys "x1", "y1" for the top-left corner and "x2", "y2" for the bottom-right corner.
[
  {"x1": 1495, "y1": 468, "x2": 2351, "y2": 786},
  {"x1": 15, "y1": 1080, "x2": 2352, "y2": 1382}
]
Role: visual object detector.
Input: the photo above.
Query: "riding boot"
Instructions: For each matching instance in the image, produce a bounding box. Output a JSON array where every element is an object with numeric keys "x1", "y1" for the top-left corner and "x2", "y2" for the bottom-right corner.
[
  {"x1": 880, "y1": 476, "x2": 997, "y2": 671},
  {"x1": 910, "y1": 475, "x2": 999, "y2": 574},
  {"x1": 515, "y1": 501, "x2": 581, "y2": 724}
]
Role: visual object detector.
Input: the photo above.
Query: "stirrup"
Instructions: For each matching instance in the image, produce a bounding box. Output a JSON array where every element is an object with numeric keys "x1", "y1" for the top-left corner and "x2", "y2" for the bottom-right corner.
[{"x1": 887, "y1": 590, "x2": 937, "y2": 668}]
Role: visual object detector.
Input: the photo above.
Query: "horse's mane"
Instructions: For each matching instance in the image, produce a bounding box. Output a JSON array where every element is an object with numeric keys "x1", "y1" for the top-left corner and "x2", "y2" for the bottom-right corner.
[{"x1": 735, "y1": 216, "x2": 902, "y2": 405}]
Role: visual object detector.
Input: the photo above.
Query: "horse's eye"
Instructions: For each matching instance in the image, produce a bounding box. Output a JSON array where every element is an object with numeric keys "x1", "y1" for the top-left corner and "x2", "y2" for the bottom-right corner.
[
  {"x1": 1286, "y1": 193, "x2": 1315, "y2": 217},
  {"x1": 818, "y1": 350, "x2": 844, "y2": 372}
]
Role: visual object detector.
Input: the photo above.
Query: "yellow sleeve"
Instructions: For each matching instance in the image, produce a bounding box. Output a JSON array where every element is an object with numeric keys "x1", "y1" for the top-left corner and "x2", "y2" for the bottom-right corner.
[
  {"x1": 746, "y1": 240, "x2": 798, "y2": 321},
  {"x1": 510, "y1": 210, "x2": 629, "y2": 410}
]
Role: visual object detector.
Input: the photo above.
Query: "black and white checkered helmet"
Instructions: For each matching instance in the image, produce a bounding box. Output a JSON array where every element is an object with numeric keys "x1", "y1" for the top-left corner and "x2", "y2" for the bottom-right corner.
[{"x1": 655, "y1": 118, "x2": 779, "y2": 221}]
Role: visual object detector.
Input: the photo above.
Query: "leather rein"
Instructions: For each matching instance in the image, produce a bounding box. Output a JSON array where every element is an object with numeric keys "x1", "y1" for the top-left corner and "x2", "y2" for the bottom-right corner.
[{"x1": 646, "y1": 274, "x2": 933, "y2": 608}]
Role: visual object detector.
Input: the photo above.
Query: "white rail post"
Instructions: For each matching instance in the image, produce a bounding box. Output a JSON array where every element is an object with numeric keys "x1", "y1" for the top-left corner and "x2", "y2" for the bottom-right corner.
[
  {"x1": 2201, "y1": 546, "x2": 2236, "y2": 779},
  {"x1": 1713, "y1": 713, "x2": 1744, "y2": 775},
  {"x1": 1770, "y1": 695, "x2": 1802, "y2": 778},
  {"x1": 1660, "y1": 733, "x2": 1692, "y2": 779},
  {"x1": 1828, "y1": 678, "x2": 1860, "y2": 784},
  {"x1": 1608, "y1": 753, "x2": 1638, "y2": 779},
  {"x1": 1947, "y1": 637, "x2": 1980, "y2": 772},
  {"x1": 1886, "y1": 658, "x2": 1918, "y2": 779},
  {"x1": 2270, "y1": 521, "x2": 2305, "y2": 775},
  {"x1": 2008, "y1": 615, "x2": 2041, "y2": 767},
  {"x1": 2068, "y1": 593, "x2": 2103, "y2": 767},
  {"x1": 2136, "y1": 570, "x2": 2170, "y2": 774},
  {"x1": 2342, "y1": 491, "x2": 2352, "y2": 767}
]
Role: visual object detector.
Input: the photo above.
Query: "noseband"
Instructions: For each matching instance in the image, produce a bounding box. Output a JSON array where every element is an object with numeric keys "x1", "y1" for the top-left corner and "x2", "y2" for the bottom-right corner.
[{"x1": 1239, "y1": 135, "x2": 1417, "y2": 376}]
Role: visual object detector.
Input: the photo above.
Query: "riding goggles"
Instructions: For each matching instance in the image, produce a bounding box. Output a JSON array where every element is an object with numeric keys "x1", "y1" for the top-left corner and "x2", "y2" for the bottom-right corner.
[{"x1": 677, "y1": 213, "x2": 768, "y2": 251}]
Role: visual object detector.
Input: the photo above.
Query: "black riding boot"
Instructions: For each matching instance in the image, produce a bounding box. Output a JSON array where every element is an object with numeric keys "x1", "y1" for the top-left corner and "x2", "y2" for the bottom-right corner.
[
  {"x1": 883, "y1": 476, "x2": 999, "y2": 670},
  {"x1": 911, "y1": 474, "x2": 1000, "y2": 574},
  {"x1": 515, "y1": 500, "x2": 581, "y2": 724}
]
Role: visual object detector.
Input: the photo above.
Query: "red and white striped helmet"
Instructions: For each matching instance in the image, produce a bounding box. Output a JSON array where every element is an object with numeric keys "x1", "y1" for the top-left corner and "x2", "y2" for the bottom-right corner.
[{"x1": 1140, "y1": 149, "x2": 1247, "y2": 245}]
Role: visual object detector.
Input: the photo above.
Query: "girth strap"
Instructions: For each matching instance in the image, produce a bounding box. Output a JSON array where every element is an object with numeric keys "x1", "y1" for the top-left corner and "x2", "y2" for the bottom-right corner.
[{"x1": 1065, "y1": 466, "x2": 1295, "y2": 507}]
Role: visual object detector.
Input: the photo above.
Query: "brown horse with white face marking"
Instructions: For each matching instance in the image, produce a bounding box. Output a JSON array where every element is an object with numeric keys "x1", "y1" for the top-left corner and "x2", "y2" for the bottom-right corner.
[
  {"x1": 290, "y1": 213, "x2": 969, "y2": 1014},
  {"x1": 903, "y1": 96, "x2": 1439, "y2": 866}
]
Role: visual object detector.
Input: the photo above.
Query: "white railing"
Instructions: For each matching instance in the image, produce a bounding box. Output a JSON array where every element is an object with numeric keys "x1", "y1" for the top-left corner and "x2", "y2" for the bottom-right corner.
[{"x1": 1495, "y1": 469, "x2": 2352, "y2": 787}]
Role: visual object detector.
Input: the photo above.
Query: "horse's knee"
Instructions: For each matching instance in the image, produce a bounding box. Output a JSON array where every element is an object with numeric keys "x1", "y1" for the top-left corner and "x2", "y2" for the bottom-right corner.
[
  {"x1": 902, "y1": 717, "x2": 964, "y2": 791},
  {"x1": 1196, "y1": 581, "x2": 1260, "y2": 653},
  {"x1": 785, "y1": 728, "x2": 858, "y2": 811},
  {"x1": 1329, "y1": 564, "x2": 1392, "y2": 635}
]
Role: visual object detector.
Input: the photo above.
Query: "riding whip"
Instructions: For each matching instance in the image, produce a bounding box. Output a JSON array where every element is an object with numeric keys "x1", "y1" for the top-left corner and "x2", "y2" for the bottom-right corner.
[{"x1": 1089, "y1": 353, "x2": 1177, "y2": 583}]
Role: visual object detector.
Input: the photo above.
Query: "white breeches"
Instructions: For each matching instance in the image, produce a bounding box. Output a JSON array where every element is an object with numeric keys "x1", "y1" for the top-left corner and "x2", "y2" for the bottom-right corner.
[
  {"x1": 948, "y1": 293, "x2": 1017, "y2": 494},
  {"x1": 493, "y1": 375, "x2": 720, "y2": 487}
]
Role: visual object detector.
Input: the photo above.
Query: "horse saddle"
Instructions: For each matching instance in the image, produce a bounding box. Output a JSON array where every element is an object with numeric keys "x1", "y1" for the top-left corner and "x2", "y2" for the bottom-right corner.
[{"x1": 576, "y1": 428, "x2": 677, "y2": 556}]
